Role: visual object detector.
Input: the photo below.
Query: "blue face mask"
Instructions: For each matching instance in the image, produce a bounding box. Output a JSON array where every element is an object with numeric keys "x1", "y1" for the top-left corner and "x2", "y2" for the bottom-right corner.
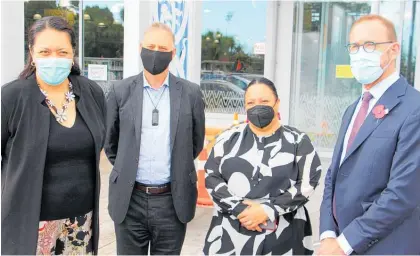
[
  {"x1": 350, "y1": 48, "x2": 391, "y2": 85},
  {"x1": 35, "y1": 58, "x2": 72, "y2": 86}
]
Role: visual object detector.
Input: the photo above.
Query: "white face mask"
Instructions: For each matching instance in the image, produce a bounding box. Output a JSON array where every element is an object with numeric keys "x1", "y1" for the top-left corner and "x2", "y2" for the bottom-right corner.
[{"x1": 350, "y1": 47, "x2": 392, "y2": 85}]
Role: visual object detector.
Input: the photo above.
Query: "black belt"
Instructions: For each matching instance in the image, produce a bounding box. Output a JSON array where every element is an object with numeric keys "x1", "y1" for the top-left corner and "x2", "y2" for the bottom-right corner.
[{"x1": 134, "y1": 182, "x2": 171, "y2": 195}]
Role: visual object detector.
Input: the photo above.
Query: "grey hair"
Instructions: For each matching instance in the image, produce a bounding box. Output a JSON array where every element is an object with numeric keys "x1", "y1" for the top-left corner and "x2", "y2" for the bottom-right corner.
[{"x1": 144, "y1": 22, "x2": 175, "y2": 44}]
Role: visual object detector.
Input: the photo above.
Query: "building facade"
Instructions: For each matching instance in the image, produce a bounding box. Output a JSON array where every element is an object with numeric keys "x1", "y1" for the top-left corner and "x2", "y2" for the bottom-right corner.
[{"x1": 1, "y1": 0, "x2": 419, "y2": 156}]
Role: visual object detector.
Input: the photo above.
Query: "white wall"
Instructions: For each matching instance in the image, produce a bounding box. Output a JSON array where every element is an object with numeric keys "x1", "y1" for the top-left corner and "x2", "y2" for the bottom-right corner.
[
  {"x1": 1, "y1": 1, "x2": 25, "y2": 85},
  {"x1": 123, "y1": 0, "x2": 153, "y2": 78}
]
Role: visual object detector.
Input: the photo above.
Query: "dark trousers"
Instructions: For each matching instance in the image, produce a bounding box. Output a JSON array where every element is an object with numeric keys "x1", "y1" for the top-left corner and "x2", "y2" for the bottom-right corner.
[{"x1": 114, "y1": 188, "x2": 187, "y2": 255}]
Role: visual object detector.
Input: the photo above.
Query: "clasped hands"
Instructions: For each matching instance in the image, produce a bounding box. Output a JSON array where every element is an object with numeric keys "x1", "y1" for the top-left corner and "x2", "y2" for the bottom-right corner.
[
  {"x1": 316, "y1": 238, "x2": 345, "y2": 256},
  {"x1": 237, "y1": 200, "x2": 269, "y2": 232}
]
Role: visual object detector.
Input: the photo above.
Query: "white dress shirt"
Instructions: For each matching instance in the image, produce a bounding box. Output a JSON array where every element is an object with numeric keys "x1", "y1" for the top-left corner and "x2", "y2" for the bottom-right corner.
[{"x1": 320, "y1": 72, "x2": 400, "y2": 255}]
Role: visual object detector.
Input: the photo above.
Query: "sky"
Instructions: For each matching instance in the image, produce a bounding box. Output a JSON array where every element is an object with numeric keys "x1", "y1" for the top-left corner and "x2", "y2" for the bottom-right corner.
[
  {"x1": 83, "y1": 0, "x2": 124, "y2": 24},
  {"x1": 83, "y1": 0, "x2": 267, "y2": 53},
  {"x1": 201, "y1": 0, "x2": 267, "y2": 53}
]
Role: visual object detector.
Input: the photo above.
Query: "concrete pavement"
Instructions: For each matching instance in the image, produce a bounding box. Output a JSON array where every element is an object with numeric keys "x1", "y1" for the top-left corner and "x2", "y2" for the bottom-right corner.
[{"x1": 98, "y1": 154, "x2": 330, "y2": 255}]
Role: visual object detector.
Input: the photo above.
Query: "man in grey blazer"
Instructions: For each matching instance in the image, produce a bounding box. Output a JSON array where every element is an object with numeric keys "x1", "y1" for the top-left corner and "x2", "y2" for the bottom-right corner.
[{"x1": 105, "y1": 22, "x2": 205, "y2": 255}]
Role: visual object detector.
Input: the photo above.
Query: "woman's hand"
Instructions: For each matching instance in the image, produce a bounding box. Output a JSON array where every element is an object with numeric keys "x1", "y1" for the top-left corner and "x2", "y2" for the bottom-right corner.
[{"x1": 237, "y1": 200, "x2": 268, "y2": 232}]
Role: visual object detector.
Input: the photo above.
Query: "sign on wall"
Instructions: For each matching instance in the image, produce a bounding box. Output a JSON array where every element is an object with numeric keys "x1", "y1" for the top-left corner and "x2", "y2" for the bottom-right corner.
[
  {"x1": 253, "y1": 42, "x2": 266, "y2": 55},
  {"x1": 152, "y1": 0, "x2": 190, "y2": 79},
  {"x1": 88, "y1": 64, "x2": 108, "y2": 81},
  {"x1": 335, "y1": 65, "x2": 354, "y2": 79}
]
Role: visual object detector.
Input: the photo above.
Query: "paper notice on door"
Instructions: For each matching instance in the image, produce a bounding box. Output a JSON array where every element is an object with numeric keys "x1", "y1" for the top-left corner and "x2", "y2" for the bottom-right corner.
[
  {"x1": 336, "y1": 65, "x2": 354, "y2": 79},
  {"x1": 88, "y1": 64, "x2": 108, "y2": 81}
]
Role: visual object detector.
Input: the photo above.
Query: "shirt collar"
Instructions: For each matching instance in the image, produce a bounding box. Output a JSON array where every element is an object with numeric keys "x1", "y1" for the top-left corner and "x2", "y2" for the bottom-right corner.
[
  {"x1": 143, "y1": 73, "x2": 170, "y2": 89},
  {"x1": 363, "y1": 72, "x2": 400, "y2": 100}
]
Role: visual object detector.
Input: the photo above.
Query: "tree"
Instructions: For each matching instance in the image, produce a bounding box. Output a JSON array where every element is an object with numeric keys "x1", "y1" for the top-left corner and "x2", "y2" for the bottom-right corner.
[
  {"x1": 23, "y1": 1, "x2": 80, "y2": 60},
  {"x1": 83, "y1": 6, "x2": 124, "y2": 58},
  {"x1": 201, "y1": 30, "x2": 263, "y2": 74}
]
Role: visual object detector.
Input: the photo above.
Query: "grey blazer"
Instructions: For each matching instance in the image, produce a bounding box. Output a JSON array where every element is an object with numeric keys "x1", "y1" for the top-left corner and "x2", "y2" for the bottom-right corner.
[
  {"x1": 1, "y1": 75, "x2": 106, "y2": 255},
  {"x1": 105, "y1": 72, "x2": 205, "y2": 224}
]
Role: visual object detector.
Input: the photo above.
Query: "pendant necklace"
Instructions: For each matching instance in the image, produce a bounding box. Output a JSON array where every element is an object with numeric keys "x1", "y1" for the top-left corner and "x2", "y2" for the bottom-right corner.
[{"x1": 39, "y1": 82, "x2": 76, "y2": 123}]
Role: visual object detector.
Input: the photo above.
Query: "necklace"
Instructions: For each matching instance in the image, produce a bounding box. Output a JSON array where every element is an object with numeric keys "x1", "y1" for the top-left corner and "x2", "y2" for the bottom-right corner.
[{"x1": 39, "y1": 82, "x2": 76, "y2": 123}]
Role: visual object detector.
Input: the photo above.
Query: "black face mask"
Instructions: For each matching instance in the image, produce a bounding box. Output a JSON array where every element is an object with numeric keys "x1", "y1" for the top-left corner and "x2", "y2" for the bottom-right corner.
[
  {"x1": 141, "y1": 47, "x2": 172, "y2": 75},
  {"x1": 247, "y1": 105, "x2": 275, "y2": 129}
]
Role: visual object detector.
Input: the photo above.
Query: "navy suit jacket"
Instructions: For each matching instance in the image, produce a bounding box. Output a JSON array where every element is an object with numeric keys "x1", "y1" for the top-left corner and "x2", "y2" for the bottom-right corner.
[{"x1": 320, "y1": 77, "x2": 420, "y2": 255}]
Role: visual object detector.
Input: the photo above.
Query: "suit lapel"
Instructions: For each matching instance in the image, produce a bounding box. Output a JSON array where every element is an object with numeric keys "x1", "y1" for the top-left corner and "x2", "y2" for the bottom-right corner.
[
  {"x1": 132, "y1": 74, "x2": 144, "y2": 144},
  {"x1": 342, "y1": 78, "x2": 406, "y2": 165},
  {"x1": 169, "y1": 74, "x2": 182, "y2": 152}
]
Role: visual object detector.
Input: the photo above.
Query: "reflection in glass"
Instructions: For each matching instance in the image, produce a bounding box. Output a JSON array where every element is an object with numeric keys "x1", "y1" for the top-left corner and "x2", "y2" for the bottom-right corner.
[
  {"x1": 200, "y1": 1, "x2": 267, "y2": 114},
  {"x1": 290, "y1": 2, "x2": 371, "y2": 151},
  {"x1": 82, "y1": 1, "x2": 124, "y2": 95},
  {"x1": 400, "y1": 0, "x2": 417, "y2": 86},
  {"x1": 24, "y1": 0, "x2": 80, "y2": 62}
]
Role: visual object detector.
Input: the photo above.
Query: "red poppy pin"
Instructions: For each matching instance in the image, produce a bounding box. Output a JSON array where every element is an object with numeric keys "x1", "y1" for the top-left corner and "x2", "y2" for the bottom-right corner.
[{"x1": 372, "y1": 105, "x2": 389, "y2": 119}]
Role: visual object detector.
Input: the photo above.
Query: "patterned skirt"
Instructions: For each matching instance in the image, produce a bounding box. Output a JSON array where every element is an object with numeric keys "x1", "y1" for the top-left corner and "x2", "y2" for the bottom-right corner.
[{"x1": 37, "y1": 211, "x2": 93, "y2": 255}]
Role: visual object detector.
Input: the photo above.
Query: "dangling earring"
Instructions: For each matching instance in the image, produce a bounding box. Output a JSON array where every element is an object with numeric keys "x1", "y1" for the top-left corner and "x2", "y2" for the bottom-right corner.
[{"x1": 31, "y1": 61, "x2": 36, "y2": 69}]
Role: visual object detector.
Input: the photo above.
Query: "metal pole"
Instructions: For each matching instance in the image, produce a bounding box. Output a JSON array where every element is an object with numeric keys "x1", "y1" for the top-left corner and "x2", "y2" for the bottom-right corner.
[
  {"x1": 407, "y1": 0, "x2": 416, "y2": 83},
  {"x1": 78, "y1": 0, "x2": 84, "y2": 75}
]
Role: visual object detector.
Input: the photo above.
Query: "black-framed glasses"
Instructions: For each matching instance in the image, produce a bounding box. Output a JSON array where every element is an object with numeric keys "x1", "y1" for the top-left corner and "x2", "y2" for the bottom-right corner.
[{"x1": 346, "y1": 41, "x2": 394, "y2": 54}]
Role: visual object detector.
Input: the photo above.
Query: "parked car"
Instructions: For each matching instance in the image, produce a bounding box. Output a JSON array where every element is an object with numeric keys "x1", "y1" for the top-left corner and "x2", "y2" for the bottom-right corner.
[
  {"x1": 225, "y1": 73, "x2": 264, "y2": 90},
  {"x1": 200, "y1": 79, "x2": 244, "y2": 109}
]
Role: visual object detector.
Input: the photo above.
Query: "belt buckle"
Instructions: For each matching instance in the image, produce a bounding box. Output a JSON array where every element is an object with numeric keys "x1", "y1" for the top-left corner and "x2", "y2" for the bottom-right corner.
[
  {"x1": 146, "y1": 186, "x2": 158, "y2": 194},
  {"x1": 146, "y1": 187, "x2": 152, "y2": 194}
]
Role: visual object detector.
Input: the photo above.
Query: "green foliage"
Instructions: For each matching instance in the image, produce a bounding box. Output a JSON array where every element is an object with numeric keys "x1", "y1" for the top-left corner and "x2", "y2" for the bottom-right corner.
[
  {"x1": 23, "y1": 1, "x2": 124, "y2": 60},
  {"x1": 201, "y1": 30, "x2": 263, "y2": 74}
]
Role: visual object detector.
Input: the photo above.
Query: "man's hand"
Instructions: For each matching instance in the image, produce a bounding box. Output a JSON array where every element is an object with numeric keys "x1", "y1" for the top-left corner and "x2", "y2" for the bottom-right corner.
[
  {"x1": 237, "y1": 200, "x2": 268, "y2": 232},
  {"x1": 317, "y1": 238, "x2": 345, "y2": 256}
]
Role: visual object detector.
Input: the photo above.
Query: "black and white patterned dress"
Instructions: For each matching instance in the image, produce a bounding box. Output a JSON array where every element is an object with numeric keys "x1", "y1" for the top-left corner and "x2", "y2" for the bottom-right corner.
[{"x1": 203, "y1": 124, "x2": 322, "y2": 255}]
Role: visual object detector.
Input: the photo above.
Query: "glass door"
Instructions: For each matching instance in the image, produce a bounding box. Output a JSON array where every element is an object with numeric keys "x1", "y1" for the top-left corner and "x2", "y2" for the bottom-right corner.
[
  {"x1": 289, "y1": 2, "x2": 371, "y2": 151},
  {"x1": 81, "y1": 0, "x2": 124, "y2": 96}
]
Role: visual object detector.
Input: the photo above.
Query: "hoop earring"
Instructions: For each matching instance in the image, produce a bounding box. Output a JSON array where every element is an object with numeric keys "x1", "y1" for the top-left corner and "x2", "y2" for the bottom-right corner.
[{"x1": 31, "y1": 62, "x2": 36, "y2": 67}]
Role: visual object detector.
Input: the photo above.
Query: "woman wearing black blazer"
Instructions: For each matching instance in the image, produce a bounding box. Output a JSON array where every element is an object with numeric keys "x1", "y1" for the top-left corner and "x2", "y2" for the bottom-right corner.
[{"x1": 1, "y1": 17, "x2": 106, "y2": 255}]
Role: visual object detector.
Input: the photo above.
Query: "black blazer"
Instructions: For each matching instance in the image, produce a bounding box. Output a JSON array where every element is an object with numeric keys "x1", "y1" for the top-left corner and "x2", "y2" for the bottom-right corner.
[
  {"x1": 1, "y1": 75, "x2": 106, "y2": 255},
  {"x1": 105, "y1": 72, "x2": 205, "y2": 224}
]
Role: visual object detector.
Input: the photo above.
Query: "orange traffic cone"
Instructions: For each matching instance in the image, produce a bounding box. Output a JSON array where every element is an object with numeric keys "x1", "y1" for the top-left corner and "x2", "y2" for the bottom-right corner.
[{"x1": 196, "y1": 148, "x2": 213, "y2": 207}]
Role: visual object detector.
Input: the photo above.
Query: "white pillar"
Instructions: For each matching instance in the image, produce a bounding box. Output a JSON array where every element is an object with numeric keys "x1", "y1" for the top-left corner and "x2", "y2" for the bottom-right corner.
[
  {"x1": 274, "y1": 1, "x2": 295, "y2": 125},
  {"x1": 264, "y1": 1, "x2": 278, "y2": 82},
  {"x1": 123, "y1": 0, "x2": 153, "y2": 78},
  {"x1": 186, "y1": 0, "x2": 202, "y2": 84},
  {"x1": 1, "y1": 1, "x2": 24, "y2": 85}
]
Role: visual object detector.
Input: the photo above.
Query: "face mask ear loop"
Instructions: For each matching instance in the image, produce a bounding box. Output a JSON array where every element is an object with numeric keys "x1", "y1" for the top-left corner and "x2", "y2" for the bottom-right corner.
[{"x1": 380, "y1": 44, "x2": 395, "y2": 72}]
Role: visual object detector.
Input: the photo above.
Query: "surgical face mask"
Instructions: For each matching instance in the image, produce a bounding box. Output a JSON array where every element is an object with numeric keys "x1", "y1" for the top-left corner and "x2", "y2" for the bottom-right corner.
[
  {"x1": 35, "y1": 57, "x2": 72, "y2": 86},
  {"x1": 247, "y1": 105, "x2": 275, "y2": 129},
  {"x1": 350, "y1": 47, "x2": 392, "y2": 85},
  {"x1": 141, "y1": 47, "x2": 172, "y2": 75}
]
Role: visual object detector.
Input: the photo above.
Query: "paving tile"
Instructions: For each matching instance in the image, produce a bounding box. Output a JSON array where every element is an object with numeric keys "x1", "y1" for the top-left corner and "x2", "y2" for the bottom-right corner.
[{"x1": 97, "y1": 154, "x2": 331, "y2": 255}]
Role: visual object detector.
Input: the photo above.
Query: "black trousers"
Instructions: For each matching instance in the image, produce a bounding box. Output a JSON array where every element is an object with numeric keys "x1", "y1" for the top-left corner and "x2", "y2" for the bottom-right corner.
[{"x1": 114, "y1": 188, "x2": 187, "y2": 255}]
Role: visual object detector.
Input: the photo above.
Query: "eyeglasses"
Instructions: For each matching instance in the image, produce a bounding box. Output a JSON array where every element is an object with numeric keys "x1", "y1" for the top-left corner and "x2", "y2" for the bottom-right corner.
[{"x1": 346, "y1": 41, "x2": 394, "y2": 54}]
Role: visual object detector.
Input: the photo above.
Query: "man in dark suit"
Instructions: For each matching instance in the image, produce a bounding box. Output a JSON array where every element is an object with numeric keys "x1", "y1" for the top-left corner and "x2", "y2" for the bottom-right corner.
[
  {"x1": 318, "y1": 15, "x2": 420, "y2": 255},
  {"x1": 105, "y1": 22, "x2": 205, "y2": 255}
]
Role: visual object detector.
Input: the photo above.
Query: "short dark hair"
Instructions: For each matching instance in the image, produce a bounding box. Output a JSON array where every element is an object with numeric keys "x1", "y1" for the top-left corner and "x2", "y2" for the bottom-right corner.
[
  {"x1": 19, "y1": 16, "x2": 81, "y2": 79},
  {"x1": 245, "y1": 77, "x2": 279, "y2": 99}
]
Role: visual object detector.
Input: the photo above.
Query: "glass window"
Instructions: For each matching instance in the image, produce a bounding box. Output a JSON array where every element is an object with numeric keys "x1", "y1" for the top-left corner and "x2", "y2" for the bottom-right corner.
[
  {"x1": 400, "y1": 0, "x2": 418, "y2": 86},
  {"x1": 82, "y1": 1, "x2": 124, "y2": 95},
  {"x1": 23, "y1": 0, "x2": 124, "y2": 96},
  {"x1": 24, "y1": 0, "x2": 81, "y2": 63},
  {"x1": 290, "y1": 2, "x2": 371, "y2": 151},
  {"x1": 200, "y1": 1, "x2": 267, "y2": 114}
]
